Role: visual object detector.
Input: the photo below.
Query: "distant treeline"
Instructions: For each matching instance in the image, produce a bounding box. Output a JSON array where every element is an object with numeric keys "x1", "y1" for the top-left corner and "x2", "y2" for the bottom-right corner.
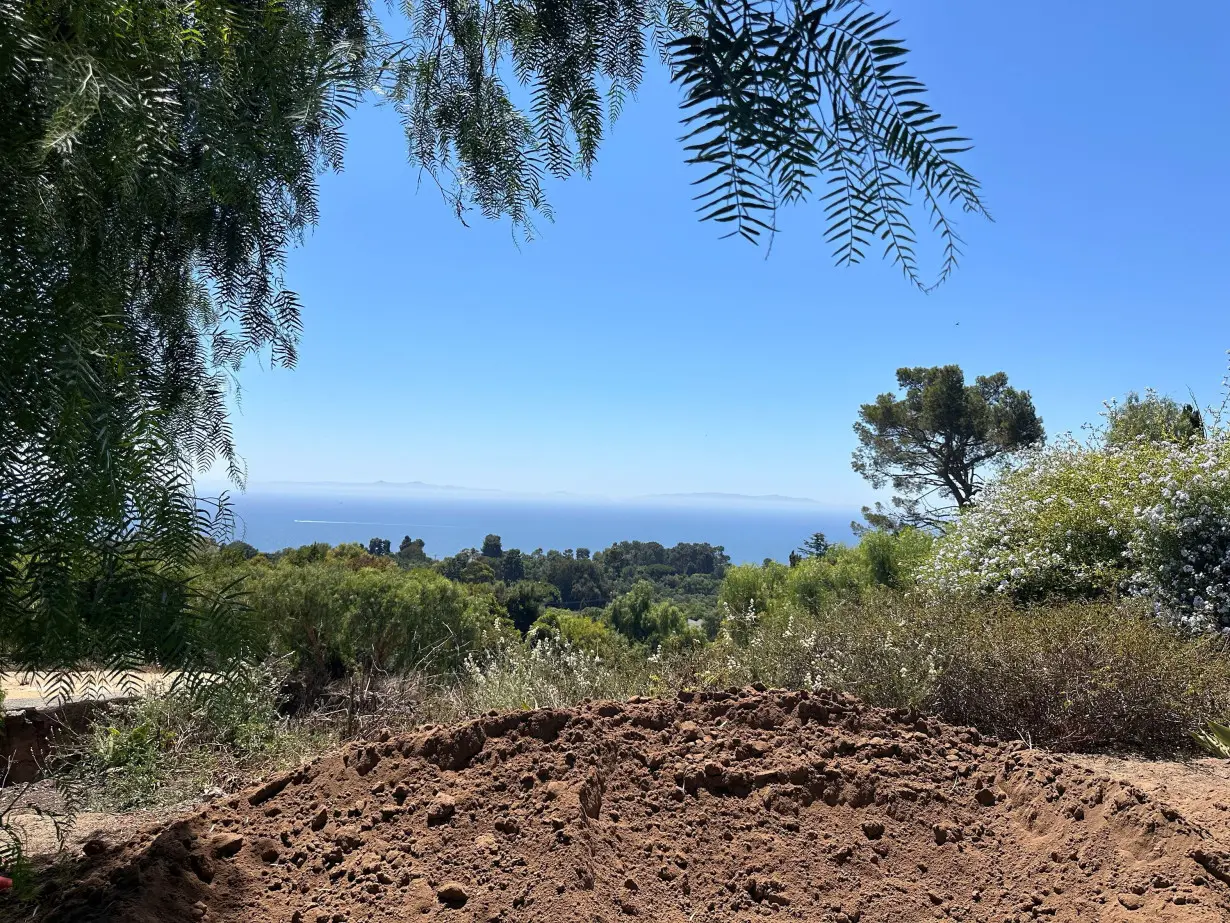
[{"x1": 220, "y1": 533, "x2": 731, "y2": 624}]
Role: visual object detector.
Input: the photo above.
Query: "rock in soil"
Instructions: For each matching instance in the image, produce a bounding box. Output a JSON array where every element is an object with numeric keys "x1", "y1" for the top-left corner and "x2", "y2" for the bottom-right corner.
[{"x1": 9, "y1": 688, "x2": 1230, "y2": 923}]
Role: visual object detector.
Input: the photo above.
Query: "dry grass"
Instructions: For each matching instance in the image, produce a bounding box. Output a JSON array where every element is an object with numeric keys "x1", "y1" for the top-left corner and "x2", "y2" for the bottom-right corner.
[
  {"x1": 691, "y1": 593, "x2": 1230, "y2": 752},
  {"x1": 927, "y1": 600, "x2": 1230, "y2": 751}
]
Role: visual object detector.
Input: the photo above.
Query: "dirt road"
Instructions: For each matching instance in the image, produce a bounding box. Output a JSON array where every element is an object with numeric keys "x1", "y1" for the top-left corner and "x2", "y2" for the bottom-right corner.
[{"x1": 1, "y1": 672, "x2": 172, "y2": 712}]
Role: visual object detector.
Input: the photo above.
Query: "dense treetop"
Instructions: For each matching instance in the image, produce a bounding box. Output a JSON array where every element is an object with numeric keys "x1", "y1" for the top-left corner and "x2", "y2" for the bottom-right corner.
[{"x1": 852, "y1": 365, "x2": 1044, "y2": 531}]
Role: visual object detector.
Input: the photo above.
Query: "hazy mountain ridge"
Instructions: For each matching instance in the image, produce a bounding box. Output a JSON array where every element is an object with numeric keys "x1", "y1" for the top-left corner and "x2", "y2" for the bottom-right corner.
[{"x1": 245, "y1": 481, "x2": 827, "y2": 506}]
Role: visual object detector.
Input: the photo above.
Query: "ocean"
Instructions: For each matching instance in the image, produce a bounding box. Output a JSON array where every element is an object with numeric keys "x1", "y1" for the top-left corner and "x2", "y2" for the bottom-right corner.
[{"x1": 225, "y1": 489, "x2": 858, "y2": 565}]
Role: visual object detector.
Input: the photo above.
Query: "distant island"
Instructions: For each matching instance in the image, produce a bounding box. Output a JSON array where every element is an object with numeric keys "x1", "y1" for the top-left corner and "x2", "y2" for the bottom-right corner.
[
  {"x1": 258, "y1": 479, "x2": 498, "y2": 493},
  {"x1": 244, "y1": 481, "x2": 829, "y2": 507},
  {"x1": 640, "y1": 492, "x2": 822, "y2": 506}
]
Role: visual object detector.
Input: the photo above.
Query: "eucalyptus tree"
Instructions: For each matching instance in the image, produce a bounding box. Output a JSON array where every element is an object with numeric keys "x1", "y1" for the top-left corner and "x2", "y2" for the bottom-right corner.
[{"x1": 1, "y1": 0, "x2": 988, "y2": 674}]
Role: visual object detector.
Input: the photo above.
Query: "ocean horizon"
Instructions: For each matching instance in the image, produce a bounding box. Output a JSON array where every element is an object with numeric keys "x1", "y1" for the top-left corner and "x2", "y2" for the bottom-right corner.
[{"x1": 224, "y1": 487, "x2": 859, "y2": 564}]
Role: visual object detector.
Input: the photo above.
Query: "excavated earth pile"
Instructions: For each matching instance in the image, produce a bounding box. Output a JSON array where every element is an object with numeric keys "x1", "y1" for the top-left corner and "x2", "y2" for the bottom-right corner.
[{"x1": 19, "y1": 688, "x2": 1230, "y2": 923}]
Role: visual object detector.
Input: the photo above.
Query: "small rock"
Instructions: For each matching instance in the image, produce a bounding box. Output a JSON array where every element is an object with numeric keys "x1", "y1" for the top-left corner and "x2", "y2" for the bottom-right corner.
[
  {"x1": 247, "y1": 775, "x2": 291, "y2": 807},
  {"x1": 437, "y1": 881, "x2": 469, "y2": 906},
  {"x1": 975, "y1": 787, "x2": 997, "y2": 807},
  {"x1": 210, "y1": 834, "x2": 245, "y2": 860},
  {"x1": 82, "y1": 838, "x2": 107, "y2": 856},
  {"x1": 1118, "y1": 893, "x2": 1144, "y2": 911},
  {"x1": 427, "y1": 795, "x2": 456, "y2": 826},
  {"x1": 310, "y1": 809, "x2": 328, "y2": 832},
  {"x1": 861, "y1": 821, "x2": 885, "y2": 841}
]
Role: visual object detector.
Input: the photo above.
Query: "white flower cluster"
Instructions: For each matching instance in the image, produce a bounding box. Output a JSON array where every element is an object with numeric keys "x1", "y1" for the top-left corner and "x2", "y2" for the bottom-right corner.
[
  {"x1": 921, "y1": 435, "x2": 1230, "y2": 631},
  {"x1": 1127, "y1": 441, "x2": 1230, "y2": 630},
  {"x1": 455, "y1": 634, "x2": 630, "y2": 712}
]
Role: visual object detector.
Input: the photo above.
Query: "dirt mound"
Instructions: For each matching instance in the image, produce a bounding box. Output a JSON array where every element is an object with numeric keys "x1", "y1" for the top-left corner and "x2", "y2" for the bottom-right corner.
[{"x1": 18, "y1": 689, "x2": 1230, "y2": 922}]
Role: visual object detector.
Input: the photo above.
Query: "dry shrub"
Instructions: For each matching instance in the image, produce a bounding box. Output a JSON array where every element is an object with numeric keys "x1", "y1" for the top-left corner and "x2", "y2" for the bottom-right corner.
[
  {"x1": 52, "y1": 599, "x2": 1230, "y2": 814},
  {"x1": 419, "y1": 637, "x2": 659, "y2": 726},
  {"x1": 429, "y1": 594, "x2": 1230, "y2": 753},
  {"x1": 928, "y1": 600, "x2": 1230, "y2": 752},
  {"x1": 690, "y1": 595, "x2": 943, "y2": 709},
  {"x1": 708, "y1": 593, "x2": 1230, "y2": 753}
]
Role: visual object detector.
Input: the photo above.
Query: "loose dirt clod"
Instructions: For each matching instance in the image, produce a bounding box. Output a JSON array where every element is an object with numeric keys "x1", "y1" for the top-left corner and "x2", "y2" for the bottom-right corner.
[{"x1": 13, "y1": 688, "x2": 1230, "y2": 922}]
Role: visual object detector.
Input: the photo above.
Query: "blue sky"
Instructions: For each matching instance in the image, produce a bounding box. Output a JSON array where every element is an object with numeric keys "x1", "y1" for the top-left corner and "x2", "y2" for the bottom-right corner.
[{"x1": 219, "y1": 0, "x2": 1230, "y2": 505}]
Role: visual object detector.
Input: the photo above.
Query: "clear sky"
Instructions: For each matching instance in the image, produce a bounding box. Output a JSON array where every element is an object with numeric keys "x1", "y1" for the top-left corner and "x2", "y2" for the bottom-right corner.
[{"x1": 218, "y1": 0, "x2": 1230, "y2": 505}]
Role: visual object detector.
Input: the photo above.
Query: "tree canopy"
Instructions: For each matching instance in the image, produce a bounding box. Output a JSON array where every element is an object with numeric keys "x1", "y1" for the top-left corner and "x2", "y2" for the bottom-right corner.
[
  {"x1": 797, "y1": 533, "x2": 832, "y2": 558},
  {"x1": 1103, "y1": 391, "x2": 1205, "y2": 446},
  {"x1": 852, "y1": 365, "x2": 1044, "y2": 531},
  {"x1": 1, "y1": 0, "x2": 986, "y2": 674}
]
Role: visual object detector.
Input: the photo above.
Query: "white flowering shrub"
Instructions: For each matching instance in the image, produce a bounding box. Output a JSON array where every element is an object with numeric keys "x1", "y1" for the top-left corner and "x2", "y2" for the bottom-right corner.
[
  {"x1": 433, "y1": 635, "x2": 651, "y2": 717},
  {"x1": 1128, "y1": 440, "x2": 1230, "y2": 629},
  {"x1": 922, "y1": 436, "x2": 1230, "y2": 629}
]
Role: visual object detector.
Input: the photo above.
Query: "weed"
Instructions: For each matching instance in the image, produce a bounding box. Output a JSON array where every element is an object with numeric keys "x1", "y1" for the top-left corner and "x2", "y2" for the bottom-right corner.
[{"x1": 58, "y1": 662, "x2": 331, "y2": 810}]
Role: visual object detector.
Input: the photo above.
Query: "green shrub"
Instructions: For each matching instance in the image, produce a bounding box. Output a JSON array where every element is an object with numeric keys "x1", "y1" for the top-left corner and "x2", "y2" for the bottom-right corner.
[
  {"x1": 606, "y1": 580, "x2": 702, "y2": 649},
  {"x1": 717, "y1": 563, "x2": 791, "y2": 623},
  {"x1": 785, "y1": 528, "x2": 934, "y2": 614},
  {"x1": 857, "y1": 528, "x2": 934, "y2": 589},
  {"x1": 337, "y1": 567, "x2": 501, "y2": 674},
  {"x1": 531, "y1": 608, "x2": 629, "y2": 658},
  {"x1": 215, "y1": 561, "x2": 512, "y2": 697}
]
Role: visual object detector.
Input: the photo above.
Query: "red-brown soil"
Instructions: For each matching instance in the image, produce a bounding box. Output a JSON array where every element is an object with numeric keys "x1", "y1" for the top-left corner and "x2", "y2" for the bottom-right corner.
[{"x1": 11, "y1": 688, "x2": 1230, "y2": 922}]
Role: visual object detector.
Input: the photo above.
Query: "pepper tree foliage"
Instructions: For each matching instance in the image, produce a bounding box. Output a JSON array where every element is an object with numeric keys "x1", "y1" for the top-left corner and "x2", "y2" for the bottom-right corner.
[
  {"x1": 1, "y1": 0, "x2": 986, "y2": 675},
  {"x1": 852, "y1": 366, "x2": 1044, "y2": 532}
]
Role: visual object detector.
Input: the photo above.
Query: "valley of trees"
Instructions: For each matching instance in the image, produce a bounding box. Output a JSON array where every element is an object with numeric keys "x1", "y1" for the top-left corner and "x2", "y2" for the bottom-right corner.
[
  {"x1": 219, "y1": 533, "x2": 733, "y2": 645},
  {"x1": 202, "y1": 517, "x2": 939, "y2": 703}
]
